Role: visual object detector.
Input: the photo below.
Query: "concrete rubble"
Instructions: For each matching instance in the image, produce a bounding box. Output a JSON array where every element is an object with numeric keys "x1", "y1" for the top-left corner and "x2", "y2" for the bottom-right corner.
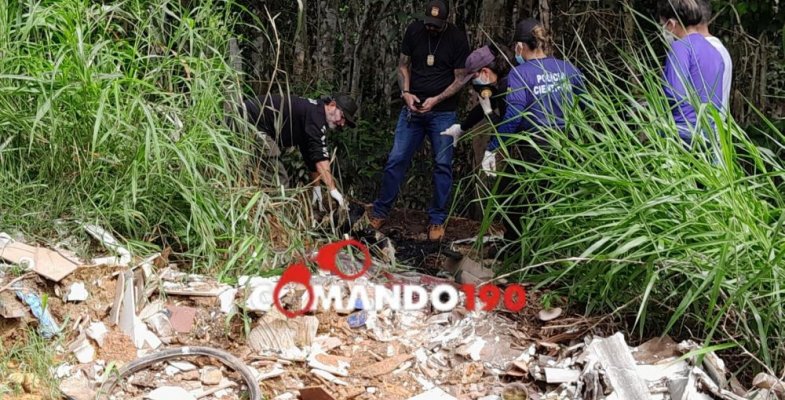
[{"x1": 0, "y1": 229, "x2": 773, "y2": 400}]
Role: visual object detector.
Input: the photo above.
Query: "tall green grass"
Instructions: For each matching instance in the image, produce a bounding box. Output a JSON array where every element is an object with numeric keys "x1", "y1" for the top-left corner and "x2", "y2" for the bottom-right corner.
[
  {"x1": 0, "y1": 0, "x2": 314, "y2": 276},
  {"x1": 472, "y1": 25, "x2": 785, "y2": 374}
]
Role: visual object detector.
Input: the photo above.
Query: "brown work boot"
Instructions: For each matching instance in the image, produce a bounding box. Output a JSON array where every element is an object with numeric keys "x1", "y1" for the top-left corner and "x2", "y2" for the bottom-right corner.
[
  {"x1": 369, "y1": 216, "x2": 386, "y2": 230},
  {"x1": 428, "y1": 224, "x2": 445, "y2": 241}
]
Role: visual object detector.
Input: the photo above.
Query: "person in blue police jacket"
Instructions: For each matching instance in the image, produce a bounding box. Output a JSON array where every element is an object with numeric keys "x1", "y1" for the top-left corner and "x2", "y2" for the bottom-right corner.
[{"x1": 482, "y1": 18, "x2": 586, "y2": 251}]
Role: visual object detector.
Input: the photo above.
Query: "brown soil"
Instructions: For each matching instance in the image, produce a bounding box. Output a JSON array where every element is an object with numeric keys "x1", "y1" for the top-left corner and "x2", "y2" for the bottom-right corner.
[{"x1": 100, "y1": 329, "x2": 137, "y2": 366}]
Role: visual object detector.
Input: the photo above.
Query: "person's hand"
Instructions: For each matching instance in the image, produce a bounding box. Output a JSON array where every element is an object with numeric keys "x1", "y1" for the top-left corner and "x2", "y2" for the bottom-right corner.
[
  {"x1": 402, "y1": 93, "x2": 421, "y2": 112},
  {"x1": 329, "y1": 189, "x2": 347, "y2": 209},
  {"x1": 481, "y1": 150, "x2": 497, "y2": 177},
  {"x1": 312, "y1": 186, "x2": 325, "y2": 211},
  {"x1": 439, "y1": 124, "x2": 463, "y2": 146},
  {"x1": 419, "y1": 97, "x2": 439, "y2": 113}
]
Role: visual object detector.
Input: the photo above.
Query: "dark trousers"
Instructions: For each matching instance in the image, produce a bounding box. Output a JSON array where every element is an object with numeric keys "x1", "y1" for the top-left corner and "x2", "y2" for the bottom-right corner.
[{"x1": 494, "y1": 141, "x2": 550, "y2": 259}]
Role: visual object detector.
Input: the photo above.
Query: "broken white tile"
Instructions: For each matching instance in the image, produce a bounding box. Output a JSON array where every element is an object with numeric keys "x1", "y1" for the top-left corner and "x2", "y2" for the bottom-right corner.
[
  {"x1": 310, "y1": 368, "x2": 347, "y2": 385},
  {"x1": 145, "y1": 386, "x2": 196, "y2": 400},
  {"x1": 85, "y1": 322, "x2": 108, "y2": 347},
  {"x1": 65, "y1": 282, "x2": 89, "y2": 302},
  {"x1": 407, "y1": 387, "x2": 458, "y2": 400},
  {"x1": 218, "y1": 287, "x2": 238, "y2": 314},
  {"x1": 70, "y1": 338, "x2": 95, "y2": 364},
  {"x1": 54, "y1": 364, "x2": 74, "y2": 379},
  {"x1": 170, "y1": 361, "x2": 197, "y2": 372}
]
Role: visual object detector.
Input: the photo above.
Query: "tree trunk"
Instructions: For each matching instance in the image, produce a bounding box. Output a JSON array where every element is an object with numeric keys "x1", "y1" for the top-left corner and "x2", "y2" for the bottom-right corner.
[
  {"x1": 292, "y1": 0, "x2": 308, "y2": 80},
  {"x1": 539, "y1": 0, "x2": 550, "y2": 33}
]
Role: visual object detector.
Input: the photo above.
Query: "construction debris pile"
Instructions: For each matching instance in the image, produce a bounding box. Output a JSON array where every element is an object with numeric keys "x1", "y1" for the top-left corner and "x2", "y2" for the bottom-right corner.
[{"x1": 1, "y1": 225, "x2": 783, "y2": 400}]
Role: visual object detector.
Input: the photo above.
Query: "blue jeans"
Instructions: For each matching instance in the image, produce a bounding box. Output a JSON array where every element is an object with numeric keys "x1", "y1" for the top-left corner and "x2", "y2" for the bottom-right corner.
[{"x1": 372, "y1": 108, "x2": 456, "y2": 225}]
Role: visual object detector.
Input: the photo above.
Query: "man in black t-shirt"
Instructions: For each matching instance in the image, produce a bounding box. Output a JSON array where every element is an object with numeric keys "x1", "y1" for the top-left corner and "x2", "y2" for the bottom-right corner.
[
  {"x1": 240, "y1": 93, "x2": 358, "y2": 210},
  {"x1": 370, "y1": 0, "x2": 470, "y2": 241}
]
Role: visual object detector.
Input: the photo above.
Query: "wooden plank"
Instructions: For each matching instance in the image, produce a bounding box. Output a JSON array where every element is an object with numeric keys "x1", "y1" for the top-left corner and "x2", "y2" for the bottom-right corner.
[
  {"x1": 0, "y1": 239, "x2": 79, "y2": 282},
  {"x1": 588, "y1": 332, "x2": 650, "y2": 400}
]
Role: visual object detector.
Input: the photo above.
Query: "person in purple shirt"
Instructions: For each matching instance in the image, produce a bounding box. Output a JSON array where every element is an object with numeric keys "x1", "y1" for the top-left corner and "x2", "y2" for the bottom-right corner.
[
  {"x1": 481, "y1": 18, "x2": 585, "y2": 176},
  {"x1": 658, "y1": 0, "x2": 725, "y2": 147},
  {"x1": 483, "y1": 18, "x2": 585, "y2": 254}
]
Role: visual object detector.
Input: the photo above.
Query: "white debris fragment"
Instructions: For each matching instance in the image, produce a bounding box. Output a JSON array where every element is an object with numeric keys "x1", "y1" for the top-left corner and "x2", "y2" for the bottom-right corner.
[
  {"x1": 170, "y1": 361, "x2": 198, "y2": 372},
  {"x1": 310, "y1": 368, "x2": 348, "y2": 385},
  {"x1": 83, "y1": 224, "x2": 132, "y2": 267},
  {"x1": 69, "y1": 336, "x2": 95, "y2": 364},
  {"x1": 144, "y1": 386, "x2": 197, "y2": 400},
  {"x1": 273, "y1": 393, "x2": 296, "y2": 400},
  {"x1": 54, "y1": 364, "x2": 74, "y2": 379},
  {"x1": 218, "y1": 287, "x2": 238, "y2": 314},
  {"x1": 65, "y1": 282, "x2": 89, "y2": 302},
  {"x1": 85, "y1": 322, "x2": 108, "y2": 347},
  {"x1": 406, "y1": 387, "x2": 458, "y2": 400}
]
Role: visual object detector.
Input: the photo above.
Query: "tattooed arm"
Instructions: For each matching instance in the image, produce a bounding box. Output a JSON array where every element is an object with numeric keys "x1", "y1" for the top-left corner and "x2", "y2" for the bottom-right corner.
[{"x1": 398, "y1": 54, "x2": 419, "y2": 111}]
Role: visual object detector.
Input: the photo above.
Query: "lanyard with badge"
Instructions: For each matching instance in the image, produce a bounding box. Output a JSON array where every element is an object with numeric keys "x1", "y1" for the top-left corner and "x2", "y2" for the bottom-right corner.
[{"x1": 427, "y1": 33, "x2": 442, "y2": 66}]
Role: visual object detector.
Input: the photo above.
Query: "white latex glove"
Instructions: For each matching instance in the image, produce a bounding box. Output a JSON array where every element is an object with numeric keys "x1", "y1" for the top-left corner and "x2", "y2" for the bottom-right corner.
[
  {"x1": 478, "y1": 95, "x2": 493, "y2": 115},
  {"x1": 439, "y1": 124, "x2": 463, "y2": 146},
  {"x1": 312, "y1": 186, "x2": 325, "y2": 211},
  {"x1": 481, "y1": 150, "x2": 497, "y2": 177},
  {"x1": 329, "y1": 189, "x2": 347, "y2": 209}
]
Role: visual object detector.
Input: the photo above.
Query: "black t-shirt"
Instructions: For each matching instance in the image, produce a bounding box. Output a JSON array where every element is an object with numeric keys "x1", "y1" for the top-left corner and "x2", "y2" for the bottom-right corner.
[
  {"x1": 401, "y1": 20, "x2": 470, "y2": 112},
  {"x1": 242, "y1": 94, "x2": 329, "y2": 172}
]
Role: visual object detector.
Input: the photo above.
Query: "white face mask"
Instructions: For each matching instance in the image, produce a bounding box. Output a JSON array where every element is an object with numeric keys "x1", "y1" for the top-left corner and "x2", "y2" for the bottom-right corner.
[{"x1": 661, "y1": 19, "x2": 677, "y2": 45}]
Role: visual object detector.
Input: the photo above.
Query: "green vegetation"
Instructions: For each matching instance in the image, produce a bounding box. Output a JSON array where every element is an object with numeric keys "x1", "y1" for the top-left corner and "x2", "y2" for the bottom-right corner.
[
  {"x1": 0, "y1": 327, "x2": 63, "y2": 398},
  {"x1": 471, "y1": 20, "x2": 785, "y2": 374},
  {"x1": 0, "y1": 0, "x2": 317, "y2": 277}
]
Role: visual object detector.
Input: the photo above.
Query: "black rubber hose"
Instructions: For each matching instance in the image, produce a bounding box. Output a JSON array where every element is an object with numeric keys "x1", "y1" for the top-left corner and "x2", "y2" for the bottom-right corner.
[{"x1": 95, "y1": 346, "x2": 262, "y2": 400}]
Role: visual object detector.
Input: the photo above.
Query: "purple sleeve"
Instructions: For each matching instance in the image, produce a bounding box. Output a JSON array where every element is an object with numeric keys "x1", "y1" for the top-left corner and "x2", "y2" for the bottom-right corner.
[
  {"x1": 487, "y1": 71, "x2": 532, "y2": 151},
  {"x1": 663, "y1": 44, "x2": 689, "y2": 99}
]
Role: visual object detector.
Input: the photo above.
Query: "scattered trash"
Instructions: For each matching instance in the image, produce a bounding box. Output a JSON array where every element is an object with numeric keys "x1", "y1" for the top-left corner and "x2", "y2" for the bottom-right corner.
[
  {"x1": 200, "y1": 366, "x2": 223, "y2": 386},
  {"x1": 59, "y1": 370, "x2": 96, "y2": 400},
  {"x1": 457, "y1": 256, "x2": 494, "y2": 285},
  {"x1": 218, "y1": 287, "x2": 238, "y2": 314},
  {"x1": 145, "y1": 312, "x2": 175, "y2": 337},
  {"x1": 347, "y1": 310, "x2": 367, "y2": 328},
  {"x1": 16, "y1": 290, "x2": 61, "y2": 338},
  {"x1": 753, "y1": 373, "x2": 785, "y2": 398},
  {"x1": 407, "y1": 387, "x2": 458, "y2": 400},
  {"x1": 0, "y1": 233, "x2": 80, "y2": 281},
  {"x1": 359, "y1": 354, "x2": 413, "y2": 378},
  {"x1": 166, "y1": 304, "x2": 197, "y2": 333},
  {"x1": 587, "y1": 332, "x2": 650, "y2": 400},
  {"x1": 0, "y1": 290, "x2": 27, "y2": 318},
  {"x1": 65, "y1": 282, "x2": 89, "y2": 302},
  {"x1": 170, "y1": 361, "x2": 198, "y2": 372},
  {"x1": 69, "y1": 334, "x2": 96, "y2": 364},
  {"x1": 86, "y1": 322, "x2": 109, "y2": 347},
  {"x1": 144, "y1": 386, "x2": 197, "y2": 400},
  {"x1": 310, "y1": 368, "x2": 348, "y2": 385},
  {"x1": 83, "y1": 224, "x2": 132, "y2": 267},
  {"x1": 299, "y1": 386, "x2": 337, "y2": 400},
  {"x1": 538, "y1": 307, "x2": 562, "y2": 322}
]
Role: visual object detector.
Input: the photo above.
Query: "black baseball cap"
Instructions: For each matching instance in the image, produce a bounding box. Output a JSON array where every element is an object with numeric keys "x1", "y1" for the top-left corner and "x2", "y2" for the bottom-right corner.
[
  {"x1": 513, "y1": 18, "x2": 541, "y2": 43},
  {"x1": 423, "y1": 0, "x2": 448, "y2": 29},
  {"x1": 333, "y1": 94, "x2": 358, "y2": 128}
]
